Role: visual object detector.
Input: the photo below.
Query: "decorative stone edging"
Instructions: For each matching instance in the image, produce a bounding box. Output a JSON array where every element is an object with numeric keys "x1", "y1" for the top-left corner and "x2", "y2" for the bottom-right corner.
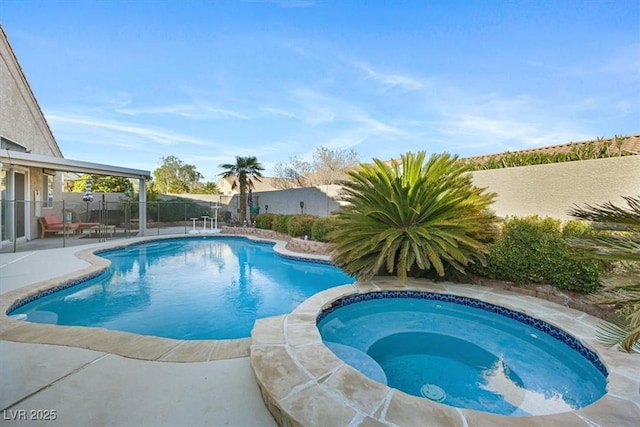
[
  {"x1": 249, "y1": 279, "x2": 640, "y2": 427},
  {"x1": 0, "y1": 233, "x2": 329, "y2": 362},
  {"x1": 221, "y1": 226, "x2": 332, "y2": 255}
]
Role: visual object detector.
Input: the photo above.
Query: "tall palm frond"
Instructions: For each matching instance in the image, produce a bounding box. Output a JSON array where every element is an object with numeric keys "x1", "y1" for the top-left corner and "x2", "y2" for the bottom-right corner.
[
  {"x1": 329, "y1": 152, "x2": 497, "y2": 281},
  {"x1": 568, "y1": 195, "x2": 640, "y2": 353}
]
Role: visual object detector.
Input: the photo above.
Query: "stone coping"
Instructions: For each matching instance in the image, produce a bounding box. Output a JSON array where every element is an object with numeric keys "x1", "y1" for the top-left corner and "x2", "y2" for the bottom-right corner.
[
  {"x1": 249, "y1": 279, "x2": 640, "y2": 427},
  {"x1": 0, "y1": 233, "x2": 330, "y2": 362}
]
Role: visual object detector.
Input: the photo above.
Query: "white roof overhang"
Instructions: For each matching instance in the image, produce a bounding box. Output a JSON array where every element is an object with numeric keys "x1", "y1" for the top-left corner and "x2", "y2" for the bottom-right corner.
[{"x1": 0, "y1": 150, "x2": 151, "y2": 180}]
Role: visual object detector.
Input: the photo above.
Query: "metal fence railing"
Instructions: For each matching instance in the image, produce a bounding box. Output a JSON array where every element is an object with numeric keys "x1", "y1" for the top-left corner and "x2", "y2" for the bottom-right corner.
[{"x1": 0, "y1": 198, "x2": 237, "y2": 253}]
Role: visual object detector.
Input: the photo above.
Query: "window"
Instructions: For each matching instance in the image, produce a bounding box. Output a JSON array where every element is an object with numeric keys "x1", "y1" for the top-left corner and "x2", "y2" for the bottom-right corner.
[{"x1": 43, "y1": 175, "x2": 54, "y2": 208}]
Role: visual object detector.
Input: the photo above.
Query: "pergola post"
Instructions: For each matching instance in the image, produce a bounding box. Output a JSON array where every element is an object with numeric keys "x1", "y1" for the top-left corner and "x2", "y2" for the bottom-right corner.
[
  {"x1": 0, "y1": 160, "x2": 2, "y2": 247},
  {"x1": 138, "y1": 177, "x2": 147, "y2": 236}
]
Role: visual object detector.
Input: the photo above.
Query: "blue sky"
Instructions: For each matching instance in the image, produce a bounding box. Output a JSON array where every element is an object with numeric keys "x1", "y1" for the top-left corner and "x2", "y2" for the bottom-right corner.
[{"x1": 2, "y1": 0, "x2": 639, "y2": 181}]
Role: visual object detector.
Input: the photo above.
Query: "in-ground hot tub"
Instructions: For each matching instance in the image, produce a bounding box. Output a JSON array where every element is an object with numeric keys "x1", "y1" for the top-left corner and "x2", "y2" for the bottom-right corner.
[{"x1": 317, "y1": 291, "x2": 607, "y2": 416}]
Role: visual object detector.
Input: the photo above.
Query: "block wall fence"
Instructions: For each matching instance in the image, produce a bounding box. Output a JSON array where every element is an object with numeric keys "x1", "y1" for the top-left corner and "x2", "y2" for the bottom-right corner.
[
  {"x1": 470, "y1": 155, "x2": 640, "y2": 220},
  {"x1": 248, "y1": 156, "x2": 639, "y2": 220}
]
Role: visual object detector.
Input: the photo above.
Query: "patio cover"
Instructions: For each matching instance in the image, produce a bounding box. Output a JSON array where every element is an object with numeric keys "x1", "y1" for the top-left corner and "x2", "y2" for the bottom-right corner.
[{"x1": 0, "y1": 149, "x2": 151, "y2": 236}]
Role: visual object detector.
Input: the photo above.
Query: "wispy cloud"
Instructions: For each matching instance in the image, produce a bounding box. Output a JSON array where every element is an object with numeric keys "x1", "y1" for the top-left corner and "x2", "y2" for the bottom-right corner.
[
  {"x1": 259, "y1": 106, "x2": 298, "y2": 119},
  {"x1": 435, "y1": 112, "x2": 592, "y2": 154},
  {"x1": 116, "y1": 104, "x2": 205, "y2": 119},
  {"x1": 46, "y1": 112, "x2": 217, "y2": 147},
  {"x1": 441, "y1": 114, "x2": 537, "y2": 140},
  {"x1": 353, "y1": 62, "x2": 426, "y2": 91},
  {"x1": 352, "y1": 115, "x2": 404, "y2": 136},
  {"x1": 116, "y1": 103, "x2": 248, "y2": 120},
  {"x1": 107, "y1": 92, "x2": 133, "y2": 109}
]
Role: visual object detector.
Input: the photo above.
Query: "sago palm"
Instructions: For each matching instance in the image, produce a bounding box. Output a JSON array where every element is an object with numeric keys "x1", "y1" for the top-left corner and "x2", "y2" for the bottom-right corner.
[
  {"x1": 219, "y1": 156, "x2": 264, "y2": 222},
  {"x1": 329, "y1": 151, "x2": 497, "y2": 281},
  {"x1": 568, "y1": 196, "x2": 640, "y2": 353}
]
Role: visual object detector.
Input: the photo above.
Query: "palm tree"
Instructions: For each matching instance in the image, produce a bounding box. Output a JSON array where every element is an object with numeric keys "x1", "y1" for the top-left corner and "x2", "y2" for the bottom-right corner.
[
  {"x1": 568, "y1": 196, "x2": 640, "y2": 353},
  {"x1": 329, "y1": 151, "x2": 497, "y2": 281},
  {"x1": 219, "y1": 156, "x2": 264, "y2": 223}
]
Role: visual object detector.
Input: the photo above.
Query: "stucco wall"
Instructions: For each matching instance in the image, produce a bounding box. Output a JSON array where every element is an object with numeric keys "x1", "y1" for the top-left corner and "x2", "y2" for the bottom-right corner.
[
  {"x1": 1, "y1": 27, "x2": 64, "y2": 240},
  {"x1": 471, "y1": 156, "x2": 640, "y2": 220},
  {"x1": 230, "y1": 185, "x2": 344, "y2": 218},
  {"x1": 0, "y1": 27, "x2": 61, "y2": 156},
  {"x1": 225, "y1": 158, "x2": 638, "y2": 222}
]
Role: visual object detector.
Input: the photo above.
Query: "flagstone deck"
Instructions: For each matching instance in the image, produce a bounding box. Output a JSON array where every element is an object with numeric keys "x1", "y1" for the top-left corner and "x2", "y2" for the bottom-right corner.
[{"x1": 250, "y1": 280, "x2": 640, "y2": 426}]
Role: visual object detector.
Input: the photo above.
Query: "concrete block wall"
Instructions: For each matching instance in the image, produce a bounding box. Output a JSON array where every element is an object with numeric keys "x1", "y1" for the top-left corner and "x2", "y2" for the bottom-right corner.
[
  {"x1": 243, "y1": 156, "x2": 639, "y2": 221},
  {"x1": 231, "y1": 185, "x2": 344, "y2": 218},
  {"x1": 470, "y1": 156, "x2": 640, "y2": 220}
]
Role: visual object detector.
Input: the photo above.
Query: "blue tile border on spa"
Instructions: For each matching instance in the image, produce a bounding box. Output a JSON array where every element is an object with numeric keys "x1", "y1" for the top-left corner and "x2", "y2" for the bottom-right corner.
[{"x1": 317, "y1": 289, "x2": 609, "y2": 377}]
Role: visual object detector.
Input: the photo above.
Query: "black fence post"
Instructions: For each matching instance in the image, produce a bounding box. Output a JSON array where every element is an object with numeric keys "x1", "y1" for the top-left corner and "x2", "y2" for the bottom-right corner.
[{"x1": 62, "y1": 200, "x2": 66, "y2": 248}]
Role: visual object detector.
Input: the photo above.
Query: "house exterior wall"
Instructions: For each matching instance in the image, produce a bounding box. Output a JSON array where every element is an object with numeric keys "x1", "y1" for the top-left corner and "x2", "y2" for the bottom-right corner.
[
  {"x1": 1, "y1": 26, "x2": 65, "y2": 241},
  {"x1": 471, "y1": 156, "x2": 640, "y2": 220},
  {"x1": 0, "y1": 27, "x2": 61, "y2": 157}
]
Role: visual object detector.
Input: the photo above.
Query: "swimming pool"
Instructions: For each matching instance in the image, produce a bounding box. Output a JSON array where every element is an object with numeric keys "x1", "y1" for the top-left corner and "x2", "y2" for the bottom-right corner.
[
  {"x1": 9, "y1": 237, "x2": 353, "y2": 340},
  {"x1": 317, "y1": 291, "x2": 608, "y2": 416}
]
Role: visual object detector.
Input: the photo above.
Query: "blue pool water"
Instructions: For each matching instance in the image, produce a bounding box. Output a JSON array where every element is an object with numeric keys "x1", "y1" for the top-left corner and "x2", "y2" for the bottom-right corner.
[
  {"x1": 317, "y1": 296, "x2": 607, "y2": 416},
  {"x1": 10, "y1": 237, "x2": 353, "y2": 340}
]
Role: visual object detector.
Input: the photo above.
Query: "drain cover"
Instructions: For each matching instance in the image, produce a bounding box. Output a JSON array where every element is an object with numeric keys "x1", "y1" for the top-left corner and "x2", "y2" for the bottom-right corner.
[{"x1": 420, "y1": 383, "x2": 446, "y2": 402}]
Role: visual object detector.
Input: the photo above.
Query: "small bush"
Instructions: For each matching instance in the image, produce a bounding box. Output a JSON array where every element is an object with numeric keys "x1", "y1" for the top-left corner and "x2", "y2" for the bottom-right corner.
[
  {"x1": 287, "y1": 215, "x2": 316, "y2": 237},
  {"x1": 311, "y1": 216, "x2": 339, "y2": 242},
  {"x1": 272, "y1": 214, "x2": 290, "y2": 234},
  {"x1": 472, "y1": 216, "x2": 604, "y2": 293},
  {"x1": 254, "y1": 213, "x2": 277, "y2": 230},
  {"x1": 562, "y1": 219, "x2": 593, "y2": 238}
]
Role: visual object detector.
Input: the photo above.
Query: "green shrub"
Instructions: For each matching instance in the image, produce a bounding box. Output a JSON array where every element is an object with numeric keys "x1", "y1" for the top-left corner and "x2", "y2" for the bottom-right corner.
[
  {"x1": 465, "y1": 135, "x2": 631, "y2": 170},
  {"x1": 272, "y1": 214, "x2": 290, "y2": 234},
  {"x1": 287, "y1": 215, "x2": 316, "y2": 237},
  {"x1": 311, "y1": 216, "x2": 339, "y2": 242},
  {"x1": 254, "y1": 213, "x2": 277, "y2": 230},
  {"x1": 472, "y1": 216, "x2": 604, "y2": 292},
  {"x1": 561, "y1": 219, "x2": 593, "y2": 238}
]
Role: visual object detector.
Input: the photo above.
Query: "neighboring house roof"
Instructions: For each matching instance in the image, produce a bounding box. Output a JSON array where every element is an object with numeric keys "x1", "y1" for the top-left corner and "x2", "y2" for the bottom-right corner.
[
  {"x1": 0, "y1": 24, "x2": 63, "y2": 158},
  {"x1": 464, "y1": 134, "x2": 640, "y2": 163},
  {"x1": 216, "y1": 175, "x2": 284, "y2": 195}
]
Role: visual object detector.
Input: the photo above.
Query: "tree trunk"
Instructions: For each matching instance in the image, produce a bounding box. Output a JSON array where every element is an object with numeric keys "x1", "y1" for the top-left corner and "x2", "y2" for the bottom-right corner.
[{"x1": 239, "y1": 178, "x2": 247, "y2": 223}]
